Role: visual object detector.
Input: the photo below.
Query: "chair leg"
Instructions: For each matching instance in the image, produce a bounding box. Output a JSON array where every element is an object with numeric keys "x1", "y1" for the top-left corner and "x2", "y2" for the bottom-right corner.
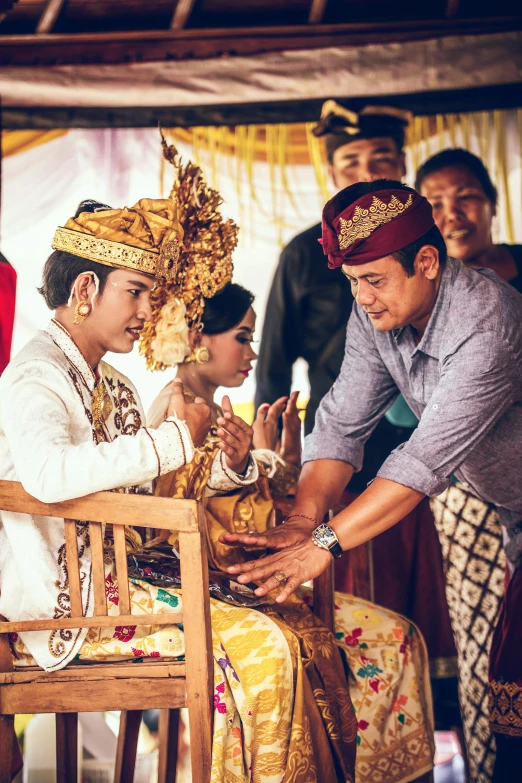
[
  {"x1": 56, "y1": 713, "x2": 78, "y2": 783},
  {"x1": 114, "y1": 710, "x2": 142, "y2": 783},
  {"x1": 157, "y1": 709, "x2": 180, "y2": 783},
  {"x1": 0, "y1": 715, "x2": 15, "y2": 783}
]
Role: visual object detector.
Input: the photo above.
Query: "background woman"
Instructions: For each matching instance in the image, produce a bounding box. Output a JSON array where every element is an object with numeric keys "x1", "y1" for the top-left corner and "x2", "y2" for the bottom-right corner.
[{"x1": 416, "y1": 148, "x2": 522, "y2": 782}]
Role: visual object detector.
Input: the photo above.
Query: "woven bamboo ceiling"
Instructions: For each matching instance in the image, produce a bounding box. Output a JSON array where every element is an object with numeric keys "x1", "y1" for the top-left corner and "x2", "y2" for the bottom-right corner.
[{"x1": 0, "y1": 0, "x2": 520, "y2": 66}]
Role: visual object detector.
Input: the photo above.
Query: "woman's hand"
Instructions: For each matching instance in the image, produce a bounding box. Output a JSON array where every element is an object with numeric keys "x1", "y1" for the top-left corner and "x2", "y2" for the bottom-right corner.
[
  {"x1": 220, "y1": 514, "x2": 315, "y2": 550},
  {"x1": 227, "y1": 537, "x2": 333, "y2": 603},
  {"x1": 252, "y1": 396, "x2": 287, "y2": 451},
  {"x1": 217, "y1": 395, "x2": 253, "y2": 474},
  {"x1": 279, "y1": 391, "x2": 303, "y2": 466},
  {"x1": 167, "y1": 379, "x2": 211, "y2": 447}
]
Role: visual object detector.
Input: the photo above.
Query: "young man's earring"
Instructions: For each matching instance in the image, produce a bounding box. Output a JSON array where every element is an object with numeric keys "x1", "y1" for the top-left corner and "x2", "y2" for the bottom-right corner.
[{"x1": 74, "y1": 300, "x2": 92, "y2": 325}]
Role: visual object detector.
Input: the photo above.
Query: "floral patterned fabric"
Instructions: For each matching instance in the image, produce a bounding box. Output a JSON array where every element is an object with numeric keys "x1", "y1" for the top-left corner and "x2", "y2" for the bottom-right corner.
[{"x1": 12, "y1": 573, "x2": 435, "y2": 783}]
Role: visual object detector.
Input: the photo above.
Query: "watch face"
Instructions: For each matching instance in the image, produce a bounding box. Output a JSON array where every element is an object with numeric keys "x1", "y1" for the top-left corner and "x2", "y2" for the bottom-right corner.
[{"x1": 314, "y1": 524, "x2": 336, "y2": 548}]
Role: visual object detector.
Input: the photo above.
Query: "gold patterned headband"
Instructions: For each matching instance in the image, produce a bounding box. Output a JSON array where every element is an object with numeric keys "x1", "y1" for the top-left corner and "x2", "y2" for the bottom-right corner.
[
  {"x1": 338, "y1": 194, "x2": 413, "y2": 250},
  {"x1": 52, "y1": 227, "x2": 181, "y2": 281}
]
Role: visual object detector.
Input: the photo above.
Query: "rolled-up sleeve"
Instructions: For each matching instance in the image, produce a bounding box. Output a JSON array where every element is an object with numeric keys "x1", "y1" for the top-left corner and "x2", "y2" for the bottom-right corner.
[
  {"x1": 303, "y1": 304, "x2": 399, "y2": 470},
  {"x1": 377, "y1": 330, "x2": 518, "y2": 495}
]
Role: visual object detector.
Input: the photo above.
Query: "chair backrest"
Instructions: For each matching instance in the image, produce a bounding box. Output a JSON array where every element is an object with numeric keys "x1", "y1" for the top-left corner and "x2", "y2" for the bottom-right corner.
[{"x1": 0, "y1": 480, "x2": 206, "y2": 637}]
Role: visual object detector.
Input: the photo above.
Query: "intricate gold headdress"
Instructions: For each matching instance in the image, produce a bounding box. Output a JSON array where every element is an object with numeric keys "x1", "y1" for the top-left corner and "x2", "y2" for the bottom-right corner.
[
  {"x1": 52, "y1": 197, "x2": 183, "y2": 281},
  {"x1": 338, "y1": 193, "x2": 413, "y2": 250},
  {"x1": 139, "y1": 131, "x2": 238, "y2": 371}
]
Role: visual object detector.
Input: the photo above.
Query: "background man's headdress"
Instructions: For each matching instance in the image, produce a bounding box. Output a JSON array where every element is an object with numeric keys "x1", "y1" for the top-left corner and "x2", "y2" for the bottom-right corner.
[
  {"x1": 52, "y1": 198, "x2": 183, "y2": 281},
  {"x1": 139, "y1": 131, "x2": 238, "y2": 370},
  {"x1": 313, "y1": 100, "x2": 412, "y2": 161}
]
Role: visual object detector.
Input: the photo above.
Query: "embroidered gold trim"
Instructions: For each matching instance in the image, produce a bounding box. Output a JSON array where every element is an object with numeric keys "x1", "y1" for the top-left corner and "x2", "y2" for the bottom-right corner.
[
  {"x1": 52, "y1": 226, "x2": 180, "y2": 282},
  {"x1": 337, "y1": 193, "x2": 413, "y2": 250},
  {"x1": 489, "y1": 679, "x2": 522, "y2": 736}
]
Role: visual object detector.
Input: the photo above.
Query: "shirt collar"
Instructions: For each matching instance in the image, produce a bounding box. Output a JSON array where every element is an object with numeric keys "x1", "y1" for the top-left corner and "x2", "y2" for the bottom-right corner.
[
  {"x1": 46, "y1": 319, "x2": 97, "y2": 392},
  {"x1": 409, "y1": 257, "x2": 459, "y2": 360}
]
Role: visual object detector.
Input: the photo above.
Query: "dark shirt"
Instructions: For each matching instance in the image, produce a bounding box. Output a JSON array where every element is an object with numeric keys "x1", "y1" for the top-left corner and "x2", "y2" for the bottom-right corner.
[
  {"x1": 255, "y1": 223, "x2": 351, "y2": 431},
  {"x1": 502, "y1": 243, "x2": 522, "y2": 293}
]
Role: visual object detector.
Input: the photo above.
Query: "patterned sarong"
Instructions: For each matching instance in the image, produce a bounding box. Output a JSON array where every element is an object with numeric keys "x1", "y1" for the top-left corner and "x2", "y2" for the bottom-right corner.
[
  {"x1": 11, "y1": 577, "x2": 434, "y2": 783},
  {"x1": 431, "y1": 483, "x2": 506, "y2": 782}
]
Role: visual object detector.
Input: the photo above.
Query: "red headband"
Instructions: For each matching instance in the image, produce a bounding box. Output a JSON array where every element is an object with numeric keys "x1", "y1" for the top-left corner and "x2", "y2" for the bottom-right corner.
[{"x1": 321, "y1": 187, "x2": 434, "y2": 268}]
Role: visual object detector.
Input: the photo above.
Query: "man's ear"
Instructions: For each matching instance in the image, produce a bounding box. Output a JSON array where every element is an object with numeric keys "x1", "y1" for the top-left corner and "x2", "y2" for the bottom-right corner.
[
  {"x1": 72, "y1": 272, "x2": 97, "y2": 304},
  {"x1": 415, "y1": 245, "x2": 440, "y2": 280}
]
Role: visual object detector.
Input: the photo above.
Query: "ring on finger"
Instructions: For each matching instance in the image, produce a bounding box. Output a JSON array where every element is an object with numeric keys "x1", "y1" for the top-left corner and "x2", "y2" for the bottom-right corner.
[{"x1": 274, "y1": 571, "x2": 287, "y2": 585}]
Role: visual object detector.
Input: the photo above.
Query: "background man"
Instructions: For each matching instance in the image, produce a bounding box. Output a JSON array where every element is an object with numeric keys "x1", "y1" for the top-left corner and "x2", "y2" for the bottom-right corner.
[
  {"x1": 227, "y1": 179, "x2": 522, "y2": 780},
  {"x1": 255, "y1": 102, "x2": 457, "y2": 706}
]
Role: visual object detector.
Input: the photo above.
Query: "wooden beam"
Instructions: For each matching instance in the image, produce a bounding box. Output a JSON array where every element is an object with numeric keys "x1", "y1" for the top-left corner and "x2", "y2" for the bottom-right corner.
[
  {"x1": 0, "y1": 0, "x2": 19, "y2": 28},
  {"x1": 36, "y1": 0, "x2": 66, "y2": 34},
  {"x1": 0, "y1": 16, "x2": 520, "y2": 67},
  {"x1": 445, "y1": 0, "x2": 460, "y2": 18},
  {"x1": 0, "y1": 481, "x2": 198, "y2": 531},
  {"x1": 3, "y1": 83, "x2": 522, "y2": 131},
  {"x1": 0, "y1": 612, "x2": 183, "y2": 633},
  {"x1": 308, "y1": 0, "x2": 328, "y2": 24},
  {"x1": 170, "y1": 0, "x2": 195, "y2": 30}
]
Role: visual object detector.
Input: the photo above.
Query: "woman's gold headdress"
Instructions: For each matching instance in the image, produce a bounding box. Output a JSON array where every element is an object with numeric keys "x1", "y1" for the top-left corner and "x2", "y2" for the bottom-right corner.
[
  {"x1": 139, "y1": 131, "x2": 238, "y2": 371},
  {"x1": 52, "y1": 197, "x2": 183, "y2": 281}
]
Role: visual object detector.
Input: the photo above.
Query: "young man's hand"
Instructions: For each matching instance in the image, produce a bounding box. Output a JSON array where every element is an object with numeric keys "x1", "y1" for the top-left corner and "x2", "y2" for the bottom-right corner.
[{"x1": 167, "y1": 379, "x2": 211, "y2": 447}]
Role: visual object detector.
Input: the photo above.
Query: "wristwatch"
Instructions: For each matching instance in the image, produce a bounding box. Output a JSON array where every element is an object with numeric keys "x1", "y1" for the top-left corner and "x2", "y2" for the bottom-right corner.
[{"x1": 311, "y1": 523, "x2": 343, "y2": 559}]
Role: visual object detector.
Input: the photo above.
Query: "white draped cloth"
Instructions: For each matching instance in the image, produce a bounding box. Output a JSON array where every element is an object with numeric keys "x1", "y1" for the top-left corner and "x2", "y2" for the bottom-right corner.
[{"x1": 0, "y1": 320, "x2": 256, "y2": 671}]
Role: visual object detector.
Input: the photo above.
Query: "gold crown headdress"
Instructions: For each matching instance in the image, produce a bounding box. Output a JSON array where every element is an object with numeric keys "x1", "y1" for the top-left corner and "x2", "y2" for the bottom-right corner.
[
  {"x1": 52, "y1": 198, "x2": 183, "y2": 281},
  {"x1": 139, "y1": 131, "x2": 238, "y2": 371}
]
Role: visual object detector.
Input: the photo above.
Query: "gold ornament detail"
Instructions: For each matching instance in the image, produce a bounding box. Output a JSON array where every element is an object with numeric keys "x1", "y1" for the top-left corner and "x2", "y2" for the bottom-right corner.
[
  {"x1": 74, "y1": 300, "x2": 92, "y2": 325},
  {"x1": 139, "y1": 131, "x2": 238, "y2": 371},
  {"x1": 183, "y1": 345, "x2": 210, "y2": 365},
  {"x1": 91, "y1": 379, "x2": 113, "y2": 440},
  {"x1": 337, "y1": 193, "x2": 413, "y2": 250},
  {"x1": 52, "y1": 226, "x2": 180, "y2": 282}
]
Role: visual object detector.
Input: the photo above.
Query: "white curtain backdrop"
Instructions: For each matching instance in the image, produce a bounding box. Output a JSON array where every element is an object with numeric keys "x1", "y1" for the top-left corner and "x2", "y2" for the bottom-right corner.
[
  {"x1": 3, "y1": 121, "x2": 521, "y2": 412},
  {"x1": 1, "y1": 128, "x2": 319, "y2": 411}
]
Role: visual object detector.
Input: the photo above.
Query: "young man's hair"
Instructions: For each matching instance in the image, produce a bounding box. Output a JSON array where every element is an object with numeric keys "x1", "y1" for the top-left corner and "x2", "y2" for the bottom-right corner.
[
  {"x1": 337, "y1": 179, "x2": 447, "y2": 276},
  {"x1": 415, "y1": 148, "x2": 498, "y2": 205},
  {"x1": 38, "y1": 200, "x2": 114, "y2": 310}
]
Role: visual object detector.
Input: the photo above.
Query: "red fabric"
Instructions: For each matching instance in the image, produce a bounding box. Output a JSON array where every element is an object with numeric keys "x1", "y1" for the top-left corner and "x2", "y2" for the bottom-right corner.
[
  {"x1": 321, "y1": 186, "x2": 434, "y2": 268},
  {"x1": 0, "y1": 262, "x2": 17, "y2": 374}
]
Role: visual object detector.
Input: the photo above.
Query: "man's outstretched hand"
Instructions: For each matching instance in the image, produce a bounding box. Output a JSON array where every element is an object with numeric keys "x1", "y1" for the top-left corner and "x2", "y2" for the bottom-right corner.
[
  {"x1": 226, "y1": 537, "x2": 332, "y2": 603},
  {"x1": 220, "y1": 514, "x2": 315, "y2": 551}
]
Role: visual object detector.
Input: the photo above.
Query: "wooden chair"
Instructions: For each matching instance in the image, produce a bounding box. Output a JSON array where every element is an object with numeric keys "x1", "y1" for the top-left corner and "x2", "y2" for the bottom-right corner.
[{"x1": 0, "y1": 480, "x2": 213, "y2": 783}]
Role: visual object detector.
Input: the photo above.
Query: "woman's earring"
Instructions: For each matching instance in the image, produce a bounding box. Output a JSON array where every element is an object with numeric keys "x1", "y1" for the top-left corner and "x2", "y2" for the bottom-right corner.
[
  {"x1": 184, "y1": 346, "x2": 210, "y2": 365},
  {"x1": 74, "y1": 300, "x2": 92, "y2": 325}
]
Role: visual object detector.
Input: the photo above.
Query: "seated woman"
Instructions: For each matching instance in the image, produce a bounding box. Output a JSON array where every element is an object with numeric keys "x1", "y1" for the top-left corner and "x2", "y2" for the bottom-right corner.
[
  {"x1": 416, "y1": 148, "x2": 522, "y2": 782},
  {"x1": 138, "y1": 276, "x2": 435, "y2": 783}
]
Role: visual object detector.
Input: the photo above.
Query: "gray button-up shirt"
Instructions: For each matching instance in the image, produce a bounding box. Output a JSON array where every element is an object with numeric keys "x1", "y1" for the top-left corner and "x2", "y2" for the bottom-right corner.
[{"x1": 303, "y1": 257, "x2": 522, "y2": 566}]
